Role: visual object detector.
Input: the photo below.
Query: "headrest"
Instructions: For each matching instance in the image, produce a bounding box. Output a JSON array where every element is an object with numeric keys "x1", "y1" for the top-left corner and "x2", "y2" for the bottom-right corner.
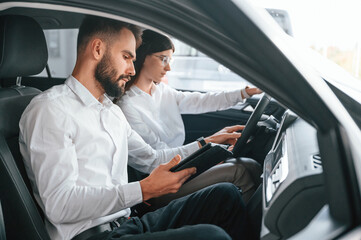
[{"x1": 0, "y1": 15, "x2": 48, "y2": 78}]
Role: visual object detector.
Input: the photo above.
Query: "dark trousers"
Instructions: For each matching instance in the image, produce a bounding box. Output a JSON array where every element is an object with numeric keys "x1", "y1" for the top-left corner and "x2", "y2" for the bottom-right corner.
[{"x1": 89, "y1": 183, "x2": 246, "y2": 240}]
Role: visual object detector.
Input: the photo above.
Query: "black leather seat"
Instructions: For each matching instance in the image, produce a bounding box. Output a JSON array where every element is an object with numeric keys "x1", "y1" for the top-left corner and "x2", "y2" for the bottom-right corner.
[
  {"x1": 0, "y1": 84, "x2": 41, "y2": 98},
  {"x1": 0, "y1": 15, "x2": 50, "y2": 240},
  {"x1": 0, "y1": 14, "x2": 43, "y2": 98}
]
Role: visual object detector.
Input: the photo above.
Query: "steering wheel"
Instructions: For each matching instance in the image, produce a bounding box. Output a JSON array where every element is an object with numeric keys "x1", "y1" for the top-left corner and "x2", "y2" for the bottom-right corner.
[{"x1": 232, "y1": 94, "x2": 271, "y2": 157}]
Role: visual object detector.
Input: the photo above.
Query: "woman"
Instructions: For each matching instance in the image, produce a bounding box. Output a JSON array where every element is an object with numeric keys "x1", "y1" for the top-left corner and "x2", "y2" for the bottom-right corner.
[{"x1": 117, "y1": 30, "x2": 262, "y2": 209}]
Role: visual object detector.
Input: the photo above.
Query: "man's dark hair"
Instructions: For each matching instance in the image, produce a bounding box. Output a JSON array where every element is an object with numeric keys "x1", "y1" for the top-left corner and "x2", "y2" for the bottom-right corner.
[
  {"x1": 77, "y1": 15, "x2": 142, "y2": 54},
  {"x1": 125, "y1": 30, "x2": 175, "y2": 91}
]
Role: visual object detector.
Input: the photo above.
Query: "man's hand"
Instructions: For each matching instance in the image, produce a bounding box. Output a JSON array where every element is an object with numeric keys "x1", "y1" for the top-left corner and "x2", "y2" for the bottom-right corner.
[
  {"x1": 204, "y1": 125, "x2": 244, "y2": 145},
  {"x1": 140, "y1": 155, "x2": 196, "y2": 201}
]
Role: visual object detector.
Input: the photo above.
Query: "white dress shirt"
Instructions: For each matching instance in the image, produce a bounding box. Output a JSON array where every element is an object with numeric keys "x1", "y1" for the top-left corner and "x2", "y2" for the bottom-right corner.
[
  {"x1": 19, "y1": 76, "x2": 197, "y2": 240},
  {"x1": 118, "y1": 83, "x2": 246, "y2": 151}
]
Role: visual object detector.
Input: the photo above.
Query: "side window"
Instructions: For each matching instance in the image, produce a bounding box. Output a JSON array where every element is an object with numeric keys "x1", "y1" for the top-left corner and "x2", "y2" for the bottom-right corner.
[
  {"x1": 166, "y1": 8, "x2": 294, "y2": 92},
  {"x1": 38, "y1": 30, "x2": 252, "y2": 92},
  {"x1": 172, "y1": 39, "x2": 199, "y2": 56},
  {"x1": 37, "y1": 29, "x2": 78, "y2": 78},
  {"x1": 167, "y1": 38, "x2": 251, "y2": 92}
]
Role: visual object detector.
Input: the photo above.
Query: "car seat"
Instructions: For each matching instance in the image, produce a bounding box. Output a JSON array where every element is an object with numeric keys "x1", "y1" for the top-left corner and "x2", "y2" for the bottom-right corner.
[{"x1": 0, "y1": 15, "x2": 50, "y2": 239}]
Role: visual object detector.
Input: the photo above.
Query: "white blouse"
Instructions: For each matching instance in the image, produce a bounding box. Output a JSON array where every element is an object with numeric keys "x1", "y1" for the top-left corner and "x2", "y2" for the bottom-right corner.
[{"x1": 118, "y1": 83, "x2": 246, "y2": 151}]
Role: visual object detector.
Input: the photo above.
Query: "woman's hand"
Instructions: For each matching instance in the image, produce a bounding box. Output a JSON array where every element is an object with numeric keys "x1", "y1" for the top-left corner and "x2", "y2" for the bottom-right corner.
[
  {"x1": 204, "y1": 125, "x2": 244, "y2": 145},
  {"x1": 245, "y1": 86, "x2": 263, "y2": 97}
]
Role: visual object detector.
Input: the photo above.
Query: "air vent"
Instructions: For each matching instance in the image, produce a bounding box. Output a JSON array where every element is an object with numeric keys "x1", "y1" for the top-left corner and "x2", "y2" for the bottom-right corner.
[{"x1": 312, "y1": 154, "x2": 322, "y2": 169}]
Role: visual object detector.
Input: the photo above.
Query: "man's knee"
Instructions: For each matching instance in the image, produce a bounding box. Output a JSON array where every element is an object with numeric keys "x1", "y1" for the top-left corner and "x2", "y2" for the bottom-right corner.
[
  {"x1": 186, "y1": 224, "x2": 231, "y2": 240},
  {"x1": 212, "y1": 182, "x2": 240, "y2": 196},
  {"x1": 206, "y1": 183, "x2": 244, "y2": 205}
]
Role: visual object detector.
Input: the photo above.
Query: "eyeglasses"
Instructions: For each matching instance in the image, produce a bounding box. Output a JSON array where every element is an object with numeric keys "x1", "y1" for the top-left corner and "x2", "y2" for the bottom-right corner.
[{"x1": 153, "y1": 55, "x2": 174, "y2": 66}]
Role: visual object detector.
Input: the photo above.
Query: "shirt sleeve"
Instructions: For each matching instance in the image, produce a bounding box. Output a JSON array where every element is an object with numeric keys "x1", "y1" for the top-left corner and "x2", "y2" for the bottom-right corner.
[
  {"x1": 125, "y1": 117, "x2": 199, "y2": 174},
  {"x1": 121, "y1": 101, "x2": 198, "y2": 153},
  {"x1": 168, "y1": 85, "x2": 246, "y2": 114},
  {"x1": 19, "y1": 101, "x2": 143, "y2": 224}
]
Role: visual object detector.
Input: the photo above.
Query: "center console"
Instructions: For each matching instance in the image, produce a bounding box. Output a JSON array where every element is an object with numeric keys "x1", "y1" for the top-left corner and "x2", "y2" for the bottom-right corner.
[{"x1": 261, "y1": 111, "x2": 326, "y2": 239}]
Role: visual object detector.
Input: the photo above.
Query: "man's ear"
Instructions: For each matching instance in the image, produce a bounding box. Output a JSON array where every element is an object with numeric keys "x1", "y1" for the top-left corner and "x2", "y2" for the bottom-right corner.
[{"x1": 91, "y1": 38, "x2": 105, "y2": 60}]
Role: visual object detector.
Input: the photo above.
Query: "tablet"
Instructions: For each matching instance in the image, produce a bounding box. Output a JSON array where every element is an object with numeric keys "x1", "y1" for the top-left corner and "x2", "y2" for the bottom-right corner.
[
  {"x1": 170, "y1": 143, "x2": 233, "y2": 182},
  {"x1": 170, "y1": 143, "x2": 212, "y2": 172}
]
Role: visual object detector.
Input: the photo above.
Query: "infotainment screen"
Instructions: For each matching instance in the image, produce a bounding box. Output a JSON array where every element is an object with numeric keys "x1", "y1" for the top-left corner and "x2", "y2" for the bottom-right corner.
[{"x1": 271, "y1": 110, "x2": 297, "y2": 152}]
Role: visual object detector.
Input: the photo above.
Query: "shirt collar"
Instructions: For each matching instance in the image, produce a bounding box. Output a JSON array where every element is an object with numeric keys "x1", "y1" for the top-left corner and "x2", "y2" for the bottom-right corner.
[
  {"x1": 130, "y1": 83, "x2": 157, "y2": 96},
  {"x1": 150, "y1": 83, "x2": 157, "y2": 95},
  {"x1": 65, "y1": 76, "x2": 113, "y2": 109}
]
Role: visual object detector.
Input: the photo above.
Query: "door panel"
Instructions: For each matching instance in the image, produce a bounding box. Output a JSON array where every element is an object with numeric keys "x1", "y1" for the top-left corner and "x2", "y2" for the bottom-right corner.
[{"x1": 182, "y1": 108, "x2": 252, "y2": 144}]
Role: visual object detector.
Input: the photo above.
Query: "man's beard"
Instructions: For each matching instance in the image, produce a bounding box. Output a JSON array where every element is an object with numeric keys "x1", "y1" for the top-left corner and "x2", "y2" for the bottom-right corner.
[{"x1": 95, "y1": 53, "x2": 129, "y2": 98}]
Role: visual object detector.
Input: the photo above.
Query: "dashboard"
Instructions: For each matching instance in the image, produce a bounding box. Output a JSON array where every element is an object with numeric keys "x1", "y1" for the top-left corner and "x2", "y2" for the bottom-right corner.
[{"x1": 261, "y1": 110, "x2": 326, "y2": 239}]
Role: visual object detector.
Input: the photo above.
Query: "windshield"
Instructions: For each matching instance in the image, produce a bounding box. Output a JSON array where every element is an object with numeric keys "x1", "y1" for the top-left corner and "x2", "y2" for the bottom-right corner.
[{"x1": 254, "y1": 0, "x2": 361, "y2": 88}]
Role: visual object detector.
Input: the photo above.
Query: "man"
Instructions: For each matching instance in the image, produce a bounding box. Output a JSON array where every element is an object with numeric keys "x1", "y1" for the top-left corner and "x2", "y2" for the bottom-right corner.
[{"x1": 19, "y1": 16, "x2": 246, "y2": 240}]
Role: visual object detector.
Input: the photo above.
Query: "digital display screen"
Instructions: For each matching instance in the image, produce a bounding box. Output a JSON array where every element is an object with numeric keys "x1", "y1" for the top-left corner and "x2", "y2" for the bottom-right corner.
[
  {"x1": 272, "y1": 135, "x2": 284, "y2": 168},
  {"x1": 271, "y1": 111, "x2": 297, "y2": 152},
  {"x1": 264, "y1": 111, "x2": 297, "y2": 206}
]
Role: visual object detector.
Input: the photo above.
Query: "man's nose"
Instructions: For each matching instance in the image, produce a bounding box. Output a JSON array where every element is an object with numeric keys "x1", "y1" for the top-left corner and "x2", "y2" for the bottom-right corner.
[{"x1": 127, "y1": 62, "x2": 136, "y2": 76}]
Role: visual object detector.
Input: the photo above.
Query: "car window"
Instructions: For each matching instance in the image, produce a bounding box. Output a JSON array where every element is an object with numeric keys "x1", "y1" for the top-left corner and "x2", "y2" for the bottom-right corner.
[
  {"x1": 166, "y1": 38, "x2": 251, "y2": 92},
  {"x1": 37, "y1": 29, "x2": 78, "y2": 78},
  {"x1": 165, "y1": 8, "x2": 292, "y2": 92},
  {"x1": 38, "y1": 28, "x2": 252, "y2": 92},
  {"x1": 36, "y1": 7, "x2": 292, "y2": 93}
]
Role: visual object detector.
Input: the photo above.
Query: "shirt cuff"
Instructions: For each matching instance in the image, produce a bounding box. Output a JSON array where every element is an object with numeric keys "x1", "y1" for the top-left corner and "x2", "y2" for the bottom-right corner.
[
  {"x1": 121, "y1": 181, "x2": 143, "y2": 207},
  {"x1": 180, "y1": 141, "x2": 200, "y2": 160},
  {"x1": 241, "y1": 87, "x2": 251, "y2": 99}
]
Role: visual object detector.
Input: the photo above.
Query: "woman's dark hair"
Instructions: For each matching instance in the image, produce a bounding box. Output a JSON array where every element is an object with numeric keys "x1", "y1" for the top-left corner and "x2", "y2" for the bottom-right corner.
[{"x1": 125, "y1": 30, "x2": 175, "y2": 91}]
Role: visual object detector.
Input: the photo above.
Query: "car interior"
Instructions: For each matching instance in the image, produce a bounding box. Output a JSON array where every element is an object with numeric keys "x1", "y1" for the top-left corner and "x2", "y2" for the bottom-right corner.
[
  {"x1": 0, "y1": 4, "x2": 357, "y2": 240},
  {"x1": 0, "y1": 200, "x2": 5, "y2": 240},
  {"x1": 0, "y1": 14, "x2": 51, "y2": 240}
]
